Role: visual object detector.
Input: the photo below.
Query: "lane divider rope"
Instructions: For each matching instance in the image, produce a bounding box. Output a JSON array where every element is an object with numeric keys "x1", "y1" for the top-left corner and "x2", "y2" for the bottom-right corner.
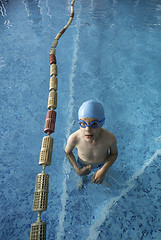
[{"x1": 30, "y1": 1, "x2": 76, "y2": 239}]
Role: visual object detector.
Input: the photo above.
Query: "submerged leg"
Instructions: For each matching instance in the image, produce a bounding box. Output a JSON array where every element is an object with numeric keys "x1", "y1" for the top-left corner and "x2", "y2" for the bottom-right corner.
[{"x1": 77, "y1": 176, "x2": 84, "y2": 190}]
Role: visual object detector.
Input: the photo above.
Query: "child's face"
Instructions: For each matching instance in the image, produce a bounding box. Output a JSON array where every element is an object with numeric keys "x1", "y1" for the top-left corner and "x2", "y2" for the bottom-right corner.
[{"x1": 79, "y1": 117, "x2": 102, "y2": 143}]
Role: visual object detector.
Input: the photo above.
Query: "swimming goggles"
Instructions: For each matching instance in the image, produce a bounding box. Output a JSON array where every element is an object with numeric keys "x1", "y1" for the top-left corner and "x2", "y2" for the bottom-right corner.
[{"x1": 78, "y1": 119, "x2": 105, "y2": 128}]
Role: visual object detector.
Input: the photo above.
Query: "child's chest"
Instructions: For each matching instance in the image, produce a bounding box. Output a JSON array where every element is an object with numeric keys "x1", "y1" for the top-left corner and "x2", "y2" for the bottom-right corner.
[{"x1": 77, "y1": 139, "x2": 108, "y2": 158}]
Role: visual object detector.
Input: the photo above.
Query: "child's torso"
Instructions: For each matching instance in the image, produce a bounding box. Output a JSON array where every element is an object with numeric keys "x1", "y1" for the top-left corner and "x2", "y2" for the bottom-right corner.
[{"x1": 76, "y1": 130, "x2": 110, "y2": 166}]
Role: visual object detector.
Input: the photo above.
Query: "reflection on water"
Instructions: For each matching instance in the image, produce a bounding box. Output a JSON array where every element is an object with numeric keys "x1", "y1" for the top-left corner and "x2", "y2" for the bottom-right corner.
[
  {"x1": 0, "y1": 56, "x2": 6, "y2": 69},
  {"x1": 22, "y1": 0, "x2": 42, "y2": 35},
  {"x1": 0, "y1": 0, "x2": 12, "y2": 28},
  {"x1": 0, "y1": 0, "x2": 8, "y2": 16},
  {"x1": 45, "y1": 0, "x2": 52, "y2": 19}
]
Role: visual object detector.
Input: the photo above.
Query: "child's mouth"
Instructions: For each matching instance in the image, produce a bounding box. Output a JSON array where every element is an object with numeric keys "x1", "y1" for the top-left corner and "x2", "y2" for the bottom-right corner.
[{"x1": 85, "y1": 135, "x2": 93, "y2": 139}]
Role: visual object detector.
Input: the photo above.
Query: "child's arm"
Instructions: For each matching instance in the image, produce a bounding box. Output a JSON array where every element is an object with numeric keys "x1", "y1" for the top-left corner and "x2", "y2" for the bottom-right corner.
[
  {"x1": 91, "y1": 136, "x2": 118, "y2": 184},
  {"x1": 65, "y1": 133, "x2": 91, "y2": 176}
]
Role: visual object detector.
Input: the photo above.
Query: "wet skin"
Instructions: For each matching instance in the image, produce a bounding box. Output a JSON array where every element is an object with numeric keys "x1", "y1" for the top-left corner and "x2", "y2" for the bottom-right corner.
[{"x1": 65, "y1": 117, "x2": 118, "y2": 184}]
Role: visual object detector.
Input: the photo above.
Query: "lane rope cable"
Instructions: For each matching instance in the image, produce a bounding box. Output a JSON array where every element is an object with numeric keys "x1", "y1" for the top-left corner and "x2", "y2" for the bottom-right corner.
[{"x1": 30, "y1": 1, "x2": 76, "y2": 239}]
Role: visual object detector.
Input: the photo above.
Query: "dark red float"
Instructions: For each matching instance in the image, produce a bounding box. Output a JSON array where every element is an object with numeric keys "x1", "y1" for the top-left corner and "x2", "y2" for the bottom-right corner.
[
  {"x1": 60, "y1": 28, "x2": 66, "y2": 34},
  {"x1": 44, "y1": 110, "x2": 56, "y2": 135},
  {"x1": 50, "y1": 55, "x2": 56, "y2": 65}
]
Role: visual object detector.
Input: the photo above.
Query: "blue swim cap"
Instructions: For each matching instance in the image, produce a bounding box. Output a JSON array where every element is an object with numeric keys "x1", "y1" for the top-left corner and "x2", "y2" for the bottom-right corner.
[{"x1": 78, "y1": 100, "x2": 105, "y2": 122}]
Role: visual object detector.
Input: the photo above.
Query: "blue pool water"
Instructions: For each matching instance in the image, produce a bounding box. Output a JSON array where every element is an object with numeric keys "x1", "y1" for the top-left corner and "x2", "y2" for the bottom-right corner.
[{"x1": 0, "y1": 0, "x2": 161, "y2": 239}]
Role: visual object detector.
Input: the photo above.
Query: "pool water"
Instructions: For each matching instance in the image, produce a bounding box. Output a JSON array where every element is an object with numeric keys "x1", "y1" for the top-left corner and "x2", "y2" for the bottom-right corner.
[{"x1": 0, "y1": 0, "x2": 161, "y2": 239}]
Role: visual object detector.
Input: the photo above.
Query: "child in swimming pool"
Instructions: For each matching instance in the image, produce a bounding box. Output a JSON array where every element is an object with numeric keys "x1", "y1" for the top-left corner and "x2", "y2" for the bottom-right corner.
[{"x1": 65, "y1": 100, "x2": 118, "y2": 184}]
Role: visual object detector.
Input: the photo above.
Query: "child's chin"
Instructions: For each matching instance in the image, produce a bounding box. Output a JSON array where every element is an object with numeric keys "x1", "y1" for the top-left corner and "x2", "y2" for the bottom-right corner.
[{"x1": 84, "y1": 135, "x2": 94, "y2": 142}]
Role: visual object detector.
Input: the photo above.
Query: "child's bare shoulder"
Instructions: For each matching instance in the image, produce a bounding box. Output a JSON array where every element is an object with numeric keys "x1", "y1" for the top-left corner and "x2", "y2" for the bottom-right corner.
[
  {"x1": 65, "y1": 130, "x2": 81, "y2": 153},
  {"x1": 68, "y1": 130, "x2": 81, "y2": 144},
  {"x1": 102, "y1": 128, "x2": 117, "y2": 143}
]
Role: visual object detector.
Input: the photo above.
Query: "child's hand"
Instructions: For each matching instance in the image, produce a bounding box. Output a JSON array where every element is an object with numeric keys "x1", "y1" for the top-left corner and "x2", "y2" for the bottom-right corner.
[
  {"x1": 76, "y1": 165, "x2": 92, "y2": 176},
  {"x1": 91, "y1": 169, "x2": 105, "y2": 184}
]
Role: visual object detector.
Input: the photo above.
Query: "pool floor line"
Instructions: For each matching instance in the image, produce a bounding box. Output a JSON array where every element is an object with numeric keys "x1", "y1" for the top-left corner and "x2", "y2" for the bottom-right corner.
[
  {"x1": 87, "y1": 149, "x2": 161, "y2": 240},
  {"x1": 56, "y1": 5, "x2": 81, "y2": 239}
]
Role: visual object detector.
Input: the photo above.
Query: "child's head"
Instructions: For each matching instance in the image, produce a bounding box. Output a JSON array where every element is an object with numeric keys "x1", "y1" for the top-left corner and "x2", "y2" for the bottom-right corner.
[
  {"x1": 78, "y1": 100, "x2": 105, "y2": 142},
  {"x1": 78, "y1": 100, "x2": 105, "y2": 123}
]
